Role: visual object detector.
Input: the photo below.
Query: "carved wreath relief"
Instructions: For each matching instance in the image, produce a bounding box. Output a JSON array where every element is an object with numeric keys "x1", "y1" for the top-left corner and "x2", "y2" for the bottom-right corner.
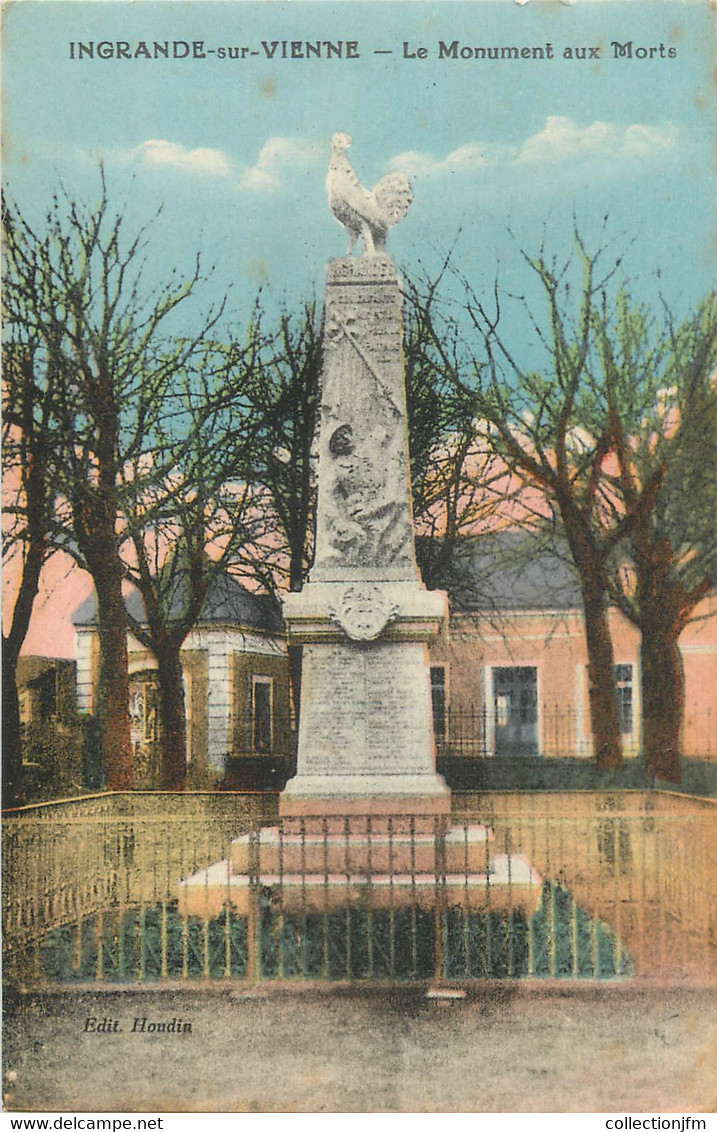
[{"x1": 328, "y1": 584, "x2": 399, "y2": 641}]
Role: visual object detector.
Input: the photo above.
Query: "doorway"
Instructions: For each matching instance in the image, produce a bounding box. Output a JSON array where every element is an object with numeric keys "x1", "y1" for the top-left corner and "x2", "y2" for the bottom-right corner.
[{"x1": 492, "y1": 666, "x2": 539, "y2": 757}]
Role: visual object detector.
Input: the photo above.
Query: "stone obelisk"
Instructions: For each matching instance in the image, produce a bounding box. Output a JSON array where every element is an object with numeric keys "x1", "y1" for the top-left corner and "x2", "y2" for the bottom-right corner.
[{"x1": 281, "y1": 134, "x2": 450, "y2": 816}]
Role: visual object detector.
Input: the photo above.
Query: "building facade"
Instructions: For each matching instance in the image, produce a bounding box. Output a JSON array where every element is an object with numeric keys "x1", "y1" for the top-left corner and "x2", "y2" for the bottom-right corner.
[
  {"x1": 72, "y1": 574, "x2": 291, "y2": 788},
  {"x1": 16, "y1": 655, "x2": 82, "y2": 798},
  {"x1": 19, "y1": 539, "x2": 710, "y2": 798},
  {"x1": 427, "y1": 536, "x2": 716, "y2": 762}
]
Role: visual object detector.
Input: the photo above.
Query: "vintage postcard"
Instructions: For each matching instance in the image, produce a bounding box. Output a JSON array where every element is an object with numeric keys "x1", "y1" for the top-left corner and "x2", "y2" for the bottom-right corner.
[{"x1": 2, "y1": 0, "x2": 716, "y2": 1117}]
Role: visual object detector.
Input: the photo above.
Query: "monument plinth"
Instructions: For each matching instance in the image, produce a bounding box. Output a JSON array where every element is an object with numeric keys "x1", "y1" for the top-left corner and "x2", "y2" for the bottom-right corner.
[{"x1": 280, "y1": 254, "x2": 450, "y2": 817}]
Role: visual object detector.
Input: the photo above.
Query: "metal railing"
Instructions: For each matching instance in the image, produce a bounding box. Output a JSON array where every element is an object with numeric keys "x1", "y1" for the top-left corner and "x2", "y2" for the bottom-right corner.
[
  {"x1": 434, "y1": 706, "x2": 716, "y2": 760},
  {"x1": 2, "y1": 791, "x2": 715, "y2": 987}
]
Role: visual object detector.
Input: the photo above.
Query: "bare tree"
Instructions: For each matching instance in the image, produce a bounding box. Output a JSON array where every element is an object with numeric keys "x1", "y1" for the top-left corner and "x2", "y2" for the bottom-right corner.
[
  {"x1": 413, "y1": 236, "x2": 665, "y2": 769},
  {"x1": 220, "y1": 302, "x2": 322, "y2": 713},
  {"x1": 1, "y1": 345, "x2": 59, "y2": 805},
  {"x1": 119, "y1": 340, "x2": 275, "y2": 788},
  {"x1": 595, "y1": 291, "x2": 717, "y2": 779},
  {"x1": 403, "y1": 268, "x2": 535, "y2": 590},
  {"x1": 414, "y1": 233, "x2": 716, "y2": 775},
  {"x1": 2, "y1": 180, "x2": 223, "y2": 789}
]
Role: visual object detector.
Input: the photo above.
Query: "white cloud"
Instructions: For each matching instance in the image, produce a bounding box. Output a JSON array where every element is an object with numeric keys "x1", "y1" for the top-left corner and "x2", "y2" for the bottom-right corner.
[
  {"x1": 387, "y1": 117, "x2": 678, "y2": 180},
  {"x1": 623, "y1": 122, "x2": 678, "y2": 157},
  {"x1": 443, "y1": 143, "x2": 491, "y2": 171},
  {"x1": 124, "y1": 135, "x2": 321, "y2": 192},
  {"x1": 134, "y1": 139, "x2": 232, "y2": 177},
  {"x1": 516, "y1": 115, "x2": 677, "y2": 164},
  {"x1": 238, "y1": 136, "x2": 322, "y2": 192},
  {"x1": 386, "y1": 149, "x2": 437, "y2": 180},
  {"x1": 517, "y1": 116, "x2": 620, "y2": 163},
  {"x1": 388, "y1": 140, "x2": 514, "y2": 178}
]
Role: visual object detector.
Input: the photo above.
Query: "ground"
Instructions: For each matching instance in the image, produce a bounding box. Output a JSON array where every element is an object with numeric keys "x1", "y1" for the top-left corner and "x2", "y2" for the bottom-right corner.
[{"x1": 3, "y1": 984, "x2": 715, "y2": 1113}]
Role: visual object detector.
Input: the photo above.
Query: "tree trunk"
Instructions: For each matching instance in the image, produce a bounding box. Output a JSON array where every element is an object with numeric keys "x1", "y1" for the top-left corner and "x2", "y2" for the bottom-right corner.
[
  {"x1": 582, "y1": 585, "x2": 623, "y2": 770},
  {"x1": 155, "y1": 644, "x2": 187, "y2": 790},
  {"x1": 559, "y1": 502, "x2": 622, "y2": 770},
  {"x1": 91, "y1": 555, "x2": 133, "y2": 790},
  {"x1": 640, "y1": 618, "x2": 683, "y2": 784},
  {"x1": 2, "y1": 646, "x2": 24, "y2": 808},
  {"x1": 631, "y1": 533, "x2": 694, "y2": 784},
  {"x1": 2, "y1": 522, "x2": 49, "y2": 807}
]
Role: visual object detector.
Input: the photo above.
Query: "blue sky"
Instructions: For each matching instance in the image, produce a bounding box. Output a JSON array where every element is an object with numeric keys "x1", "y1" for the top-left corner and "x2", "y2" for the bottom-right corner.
[{"x1": 3, "y1": 0, "x2": 715, "y2": 331}]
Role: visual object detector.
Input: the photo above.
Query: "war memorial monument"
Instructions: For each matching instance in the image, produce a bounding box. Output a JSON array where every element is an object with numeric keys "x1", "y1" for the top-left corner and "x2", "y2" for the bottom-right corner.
[{"x1": 179, "y1": 135, "x2": 539, "y2": 919}]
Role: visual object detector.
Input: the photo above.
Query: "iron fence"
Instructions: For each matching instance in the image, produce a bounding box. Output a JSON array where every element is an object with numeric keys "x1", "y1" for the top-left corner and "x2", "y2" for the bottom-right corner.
[
  {"x1": 2, "y1": 791, "x2": 715, "y2": 988},
  {"x1": 434, "y1": 706, "x2": 716, "y2": 760}
]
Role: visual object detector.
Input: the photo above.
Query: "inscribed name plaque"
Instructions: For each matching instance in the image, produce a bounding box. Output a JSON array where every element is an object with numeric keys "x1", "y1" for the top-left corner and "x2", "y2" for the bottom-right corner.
[{"x1": 295, "y1": 642, "x2": 437, "y2": 777}]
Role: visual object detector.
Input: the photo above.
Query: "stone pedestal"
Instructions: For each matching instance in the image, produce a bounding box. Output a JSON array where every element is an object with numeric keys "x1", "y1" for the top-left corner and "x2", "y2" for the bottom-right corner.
[
  {"x1": 281, "y1": 255, "x2": 449, "y2": 817},
  {"x1": 178, "y1": 818, "x2": 542, "y2": 920},
  {"x1": 282, "y1": 581, "x2": 449, "y2": 814}
]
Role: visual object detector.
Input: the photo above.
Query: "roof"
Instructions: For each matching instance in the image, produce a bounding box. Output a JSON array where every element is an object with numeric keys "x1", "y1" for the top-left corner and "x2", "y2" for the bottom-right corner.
[
  {"x1": 72, "y1": 572, "x2": 284, "y2": 634},
  {"x1": 431, "y1": 531, "x2": 583, "y2": 613},
  {"x1": 72, "y1": 536, "x2": 581, "y2": 629}
]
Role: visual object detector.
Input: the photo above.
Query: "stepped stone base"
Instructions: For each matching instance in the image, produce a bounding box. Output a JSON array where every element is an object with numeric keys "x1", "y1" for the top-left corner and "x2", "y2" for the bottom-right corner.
[
  {"x1": 230, "y1": 823, "x2": 493, "y2": 875},
  {"x1": 177, "y1": 856, "x2": 541, "y2": 919},
  {"x1": 177, "y1": 821, "x2": 542, "y2": 920}
]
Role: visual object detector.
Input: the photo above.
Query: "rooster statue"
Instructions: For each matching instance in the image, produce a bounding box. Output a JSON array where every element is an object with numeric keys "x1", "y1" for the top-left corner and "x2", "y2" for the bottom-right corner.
[{"x1": 327, "y1": 133, "x2": 412, "y2": 256}]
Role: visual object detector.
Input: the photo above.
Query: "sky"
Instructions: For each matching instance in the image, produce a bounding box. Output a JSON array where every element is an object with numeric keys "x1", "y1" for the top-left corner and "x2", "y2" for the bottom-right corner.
[
  {"x1": 2, "y1": 0, "x2": 715, "y2": 654},
  {"x1": 3, "y1": 0, "x2": 715, "y2": 313}
]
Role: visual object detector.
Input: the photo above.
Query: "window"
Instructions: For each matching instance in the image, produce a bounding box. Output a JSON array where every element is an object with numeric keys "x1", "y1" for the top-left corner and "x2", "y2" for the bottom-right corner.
[
  {"x1": 614, "y1": 664, "x2": 633, "y2": 736},
  {"x1": 129, "y1": 675, "x2": 159, "y2": 745},
  {"x1": 252, "y1": 676, "x2": 273, "y2": 753},
  {"x1": 19, "y1": 690, "x2": 30, "y2": 728},
  {"x1": 430, "y1": 666, "x2": 447, "y2": 745},
  {"x1": 36, "y1": 668, "x2": 58, "y2": 722}
]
